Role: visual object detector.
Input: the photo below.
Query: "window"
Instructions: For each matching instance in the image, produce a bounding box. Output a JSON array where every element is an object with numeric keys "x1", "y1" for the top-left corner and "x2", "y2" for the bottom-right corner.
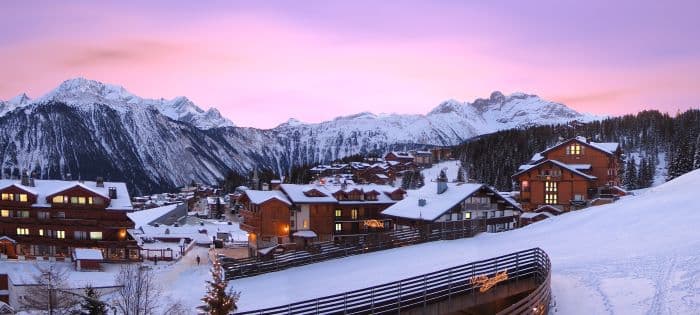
[
  {"x1": 78, "y1": 197, "x2": 86, "y2": 204},
  {"x1": 70, "y1": 196, "x2": 78, "y2": 204},
  {"x1": 52, "y1": 195, "x2": 64, "y2": 203},
  {"x1": 88, "y1": 197, "x2": 94, "y2": 204},
  {"x1": 37, "y1": 211, "x2": 49, "y2": 220},
  {"x1": 56, "y1": 230, "x2": 65, "y2": 239},
  {"x1": 0, "y1": 210, "x2": 9, "y2": 217},
  {"x1": 334, "y1": 209, "x2": 342, "y2": 217},
  {"x1": 74, "y1": 231, "x2": 87, "y2": 240},
  {"x1": 521, "y1": 181, "x2": 529, "y2": 191},
  {"x1": 16, "y1": 228, "x2": 29, "y2": 235},
  {"x1": 16, "y1": 211, "x2": 29, "y2": 218},
  {"x1": 335, "y1": 223, "x2": 342, "y2": 232},
  {"x1": 19, "y1": 194, "x2": 28, "y2": 202},
  {"x1": 39, "y1": 229, "x2": 44, "y2": 236},
  {"x1": 464, "y1": 212, "x2": 471, "y2": 220},
  {"x1": 545, "y1": 193, "x2": 558, "y2": 204},
  {"x1": 351, "y1": 209, "x2": 358, "y2": 220},
  {"x1": 574, "y1": 194, "x2": 584, "y2": 201},
  {"x1": 303, "y1": 220, "x2": 309, "y2": 229},
  {"x1": 56, "y1": 212, "x2": 66, "y2": 219},
  {"x1": 1, "y1": 193, "x2": 11, "y2": 201},
  {"x1": 89, "y1": 232, "x2": 103, "y2": 240},
  {"x1": 566, "y1": 143, "x2": 582, "y2": 155},
  {"x1": 545, "y1": 181, "x2": 558, "y2": 192}
]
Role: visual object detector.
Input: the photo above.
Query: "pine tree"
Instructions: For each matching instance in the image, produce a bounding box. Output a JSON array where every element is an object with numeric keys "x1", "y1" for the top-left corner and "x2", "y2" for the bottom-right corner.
[
  {"x1": 200, "y1": 260, "x2": 240, "y2": 315},
  {"x1": 400, "y1": 172, "x2": 413, "y2": 190},
  {"x1": 417, "y1": 171, "x2": 425, "y2": 188},
  {"x1": 81, "y1": 285, "x2": 107, "y2": 315},
  {"x1": 694, "y1": 134, "x2": 700, "y2": 170},
  {"x1": 624, "y1": 157, "x2": 638, "y2": 189},
  {"x1": 456, "y1": 166, "x2": 466, "y2": 182}
]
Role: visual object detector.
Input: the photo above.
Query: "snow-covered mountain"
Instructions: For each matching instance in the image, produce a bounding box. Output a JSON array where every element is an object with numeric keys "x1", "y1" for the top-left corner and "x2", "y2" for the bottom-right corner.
[
  {"x1": 2, "y1": 78, "x2": 235, "y2": 129},
  {"x1": 0, "y1": 79, "x2": 597, "y2": 194}
]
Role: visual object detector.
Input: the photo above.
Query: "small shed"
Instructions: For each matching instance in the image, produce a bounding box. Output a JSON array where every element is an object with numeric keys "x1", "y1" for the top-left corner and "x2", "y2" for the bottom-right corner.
[{"x1": 73, "y1": 248, "x2": 104, "y2": 271}]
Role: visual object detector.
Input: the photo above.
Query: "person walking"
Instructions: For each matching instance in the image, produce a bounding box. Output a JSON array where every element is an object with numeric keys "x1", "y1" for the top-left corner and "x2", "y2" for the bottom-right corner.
[{"x1": 196, "y1": 255, "x2": 201, "y2": 265}]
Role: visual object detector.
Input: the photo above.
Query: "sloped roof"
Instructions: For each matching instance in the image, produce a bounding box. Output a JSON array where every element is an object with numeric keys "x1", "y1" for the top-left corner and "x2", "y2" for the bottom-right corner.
[
  {"x1": 512, "y1": 160, "x2": 597, "y2": 180},
  {"x1": 244, "y1": 190, "x2": 292, "y2": 206},
  {"x1": 0, "y1": 179, "x2": 132, "y2": 210},
  {"x1": 381, "y1": 183, "x2": 485, "y2": 221},
  {"x1": 537, "y1": 136, "x2": 620, "y2": 157}
]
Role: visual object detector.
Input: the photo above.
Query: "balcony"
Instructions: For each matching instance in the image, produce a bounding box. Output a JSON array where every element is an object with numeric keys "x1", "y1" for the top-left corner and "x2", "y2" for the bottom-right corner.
[{"x1": 463, "y1": 203, "x2": 497, "y2": 211}]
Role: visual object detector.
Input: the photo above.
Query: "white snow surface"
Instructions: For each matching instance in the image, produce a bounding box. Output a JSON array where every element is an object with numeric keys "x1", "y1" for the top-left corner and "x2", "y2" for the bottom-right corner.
[
  {"x1": 226, "y1": 169, "x2": 700, "y2": 314},
  {"x1": 73, "y1": 248, "x2": 104, "y2": 260}
]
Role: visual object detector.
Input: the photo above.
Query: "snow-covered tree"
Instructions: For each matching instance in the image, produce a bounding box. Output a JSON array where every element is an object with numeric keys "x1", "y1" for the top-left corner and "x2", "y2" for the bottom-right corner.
[
  {"x1": 456, "y1": 166, "x2": 466, "y2": 182},
  {"x1": 200, "y1": 260, "x2": 240, "y2": 315},
  {"x1": 81, "y1": 285, "x2": 107, "y2": 315}
]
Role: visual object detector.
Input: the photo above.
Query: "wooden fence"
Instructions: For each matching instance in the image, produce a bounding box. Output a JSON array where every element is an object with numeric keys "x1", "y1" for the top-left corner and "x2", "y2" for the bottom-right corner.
[{"x1": 235, "y1": 247, "x2": 551, "y2": 315}]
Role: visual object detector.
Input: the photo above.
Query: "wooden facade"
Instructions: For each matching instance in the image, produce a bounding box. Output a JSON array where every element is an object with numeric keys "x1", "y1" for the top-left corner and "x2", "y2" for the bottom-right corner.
[
  {"x1": 0, "y1": 180, "x2": 139, "y2": 262},
  {"x1": 513, "y1": 137, "x2": 622, "y2": 212}
]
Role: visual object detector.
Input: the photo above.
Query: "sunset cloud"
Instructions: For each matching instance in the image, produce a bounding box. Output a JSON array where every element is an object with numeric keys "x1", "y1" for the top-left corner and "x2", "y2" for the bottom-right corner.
[{"x1": 0, "y1": 1, "x2": 698, "y2": 127}]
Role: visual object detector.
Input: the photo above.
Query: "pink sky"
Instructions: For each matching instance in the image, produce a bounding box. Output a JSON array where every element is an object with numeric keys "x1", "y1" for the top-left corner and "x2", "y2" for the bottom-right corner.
[{"x1": 1, "y1": 1, "x2": 698, "y2": 128}]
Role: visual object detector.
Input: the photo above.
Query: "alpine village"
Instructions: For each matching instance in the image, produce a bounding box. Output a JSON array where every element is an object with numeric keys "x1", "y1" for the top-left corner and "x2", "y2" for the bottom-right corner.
[{"x1": 2, "y1": 2, "x2": 700, "y2": 314}]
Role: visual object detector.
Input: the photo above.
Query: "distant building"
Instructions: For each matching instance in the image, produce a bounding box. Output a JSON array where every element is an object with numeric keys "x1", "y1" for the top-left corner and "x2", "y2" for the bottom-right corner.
[{"x1": 384, "y1": 151, "x2": 415, "y2": 164}]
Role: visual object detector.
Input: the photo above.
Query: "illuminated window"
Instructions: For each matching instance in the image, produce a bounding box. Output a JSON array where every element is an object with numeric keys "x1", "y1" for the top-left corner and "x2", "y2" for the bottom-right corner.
[
  {"x1": 351, "y1": 209, "x2": 358, "y2": 220},
  {"x1": 89, "y1": 232, "x2": 103, "y2": 240},
  {"x1": 19, "y1": 194, "x2": 28, "y2": 202},
  {"x1": 567, "y1": 143, "x2": 582, "y2": 155},
  {"x1": 545, "y1": 194, "x2": 557, "y2": 204},
  {"x1": 521, "y1": 181, "x2": 529, "y2": 191},
  {"x1": 16, "y1": 228, "x2": 29, "y2": 235},
  {"x1": 52, "y1": 195, "x2": 64, "y2": 203},
  {"x1": 335, "y1": 223, "x2": 342, "y2": 232},
  {"x1": 0, "y1": 210, "x2": 9, "y2": 217},
  {"x1": 56, "y1": 230, "x2": 65, "y2": 239},
  {"x1": 1, "y1": 193, "x2": 11, "y2": 201},
  {"x1": 39, "y1": 229, "x2": 44, "y2": 236},
  {"x1": 545, "y1": 181, "x2": 558, "y2": 192},
  {"x1": 70, "y1": 196, "x2": 78, "y2": 204},
  {"x1": 78, "y1": 197, "x2": 86, "y2": 204},
  {"x1": 88, "y1": 197, "x2": 93, "y2": 204},
  {"x1": 464, "y1": 212, "x2": 471, "y2": 220},
  {"x1": 334, "y1": 209, "x2": 342, "y2": 217},
  {"x1": 303, "y1": 220, "x2": 309, "y2": 229}
]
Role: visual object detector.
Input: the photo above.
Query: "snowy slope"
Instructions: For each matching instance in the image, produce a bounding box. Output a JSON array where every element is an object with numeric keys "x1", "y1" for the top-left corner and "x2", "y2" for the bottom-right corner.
[{"x1": 225, "y1": 169, "x2": 700, "y2": 314}]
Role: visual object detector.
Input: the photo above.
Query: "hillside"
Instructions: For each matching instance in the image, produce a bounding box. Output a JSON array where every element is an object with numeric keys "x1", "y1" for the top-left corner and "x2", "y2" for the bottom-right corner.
[{"x1": 225, "y1": 169, "x2": 700, "y2": 314}]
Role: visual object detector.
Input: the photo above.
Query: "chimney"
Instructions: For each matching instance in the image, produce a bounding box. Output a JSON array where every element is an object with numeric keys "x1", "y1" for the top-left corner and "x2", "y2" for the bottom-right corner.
[
  {"x1": 66, "y1": 173, "x2": 72, "y2": 181},
  {"x1": 96, "y1": 177, "x2": 104, "y2": 187},
  {"x1": 437, "y1": 169, "x2": 448, "y2": 195},
  {"x1": 418, "y1": 198, "x2": 427, "y2": 207},
  {"x1": 20, "y1": 170, "x2": 30, "y2": 186},
  {"x1": 108, "y1": 187, "x2": 117, "y2": 199},
  {"x1": 29, "y1": 171, "x2": 37, "y2": 187},
  {"x1": 261, "y1": 183, "x2": 270, "y2": 191}
]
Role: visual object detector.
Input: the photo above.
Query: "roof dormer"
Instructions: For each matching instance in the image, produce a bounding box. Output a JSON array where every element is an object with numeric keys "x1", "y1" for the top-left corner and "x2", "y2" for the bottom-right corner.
[
  {"x1": 0, "y1": 183, "x2": 38, "y2": 205},
  {"x1": 45, "y1": 183, "x2": 111, "y2": 208}
]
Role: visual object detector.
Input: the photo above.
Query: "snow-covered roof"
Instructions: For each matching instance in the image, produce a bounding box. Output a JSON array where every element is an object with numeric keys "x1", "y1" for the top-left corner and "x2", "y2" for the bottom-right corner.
[
  {"x1": 567, "y1": 164, "x2": 592, "y2": 170},
  {"x1": 292, "y1": 230, "x2": 318, "y2": 238},
  {"x1": 73, "y1": 248, "x2": 104, "y2": 261},
  {"x1": 512, "y1": 160, "x2": 597, "y2": 180},
  {"x1": 388, "y1": 151, "x2": 414, "y2": 158},
  {"x1": 207, "y1": 197, "x2": 225, "y2": 205},
  {"x1": 381, "y1": 183, "x2": 485, "y2": 221},
  {"x1": 127, "y1": 204, "x2": 181, "y2": 227},
  {"x1": 0, "y1": 179, "x2": 132, "y2": 210},
  {"x1": 280, "y1": 184, "x2": 337, "y2": 203},
  {"x1": 244, "y1": 190, "x2": 291, "y2": 206},
  {"x1": 520, "y1": 212, "x2": 554, "y2": 219},
  {"x1": 536, "y1": 136, "x2": 620, "y2": 157}
]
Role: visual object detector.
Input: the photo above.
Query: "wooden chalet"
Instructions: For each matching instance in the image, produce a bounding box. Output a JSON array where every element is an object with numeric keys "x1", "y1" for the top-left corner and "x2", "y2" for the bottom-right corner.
[
  {"x1": 382, "y1": 177, "x2": 521, "y2": 233},
  {"x1": 239, "y1": 183, "x2": 406, "y2": 256},
  {"x1": 0, "y1": 175, "x2": 139, "y2": 262},
  {"x1": 513, "y1": 136, "x2": 622, "y2": 212},
  {"x1": 384, "y1": 151, "x2": 415, "y2": 164}
]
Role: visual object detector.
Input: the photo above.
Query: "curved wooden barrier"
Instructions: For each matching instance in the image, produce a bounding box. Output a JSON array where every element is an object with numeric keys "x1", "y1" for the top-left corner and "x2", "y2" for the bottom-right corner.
[{"x1": 235, "y1": 247, "x2": 551, "y2": 315}]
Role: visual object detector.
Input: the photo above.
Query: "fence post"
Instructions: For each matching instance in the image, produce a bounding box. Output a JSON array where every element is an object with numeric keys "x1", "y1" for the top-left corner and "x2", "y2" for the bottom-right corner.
[
  {"x1": 344, "y1": 293, "x2": 348, "y2": 314},
  {"x1": 423, "y1": 275, "x2": 427, "y2": 309},
  {"x1": 371, "y1": 288, "x2": 375, "y2": 314},
  {"x1": 398, "y1": 281, "x2": 402, "y2": 314}
]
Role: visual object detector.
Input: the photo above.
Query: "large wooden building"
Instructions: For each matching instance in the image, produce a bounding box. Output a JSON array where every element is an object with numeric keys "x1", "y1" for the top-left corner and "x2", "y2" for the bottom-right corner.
[
  {"x1": 512, "y1": 136, "x2": 622, "y2": 212},
  {"x1": 239, "y1": 183, "x2": 406, "y2": 254},
  {"x1": 0, "y1": 175, "x2": 139, "y2": 262}
]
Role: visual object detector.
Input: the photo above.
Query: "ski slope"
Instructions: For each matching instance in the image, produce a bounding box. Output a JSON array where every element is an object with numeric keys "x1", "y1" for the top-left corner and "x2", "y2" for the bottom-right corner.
[{"x1": 230, "y1": 169, "x2": 700, "y2": 314}]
